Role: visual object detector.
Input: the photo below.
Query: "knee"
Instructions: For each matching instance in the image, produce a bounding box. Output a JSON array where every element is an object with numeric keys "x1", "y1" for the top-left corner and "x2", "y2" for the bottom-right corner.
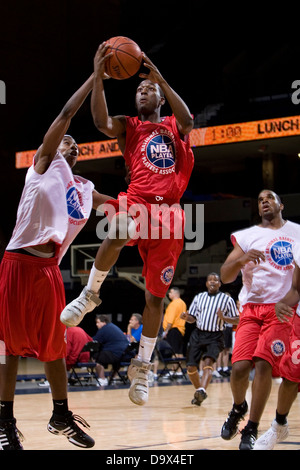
[
  {"x1": 203, "y1": 358, "x2": 214, "y2": 373},
  {"x1": 187, "y1": 365, "x2": 198, "y2": 374},
  {"x1": 254, "y1": 358, "x2": 272, "y2": 376},
  {"x1": 282, "y1": 378, "x2": 299, "y2": 393},
  {"x1": 232, "y1": 360, "x2": 252, "y2": 381},
  {"x1": 108, "y1": 214, "x2": 132, "y2": 242},
  {"x1": 145, "y1": 291, "x2": 164, "y2": 315}
]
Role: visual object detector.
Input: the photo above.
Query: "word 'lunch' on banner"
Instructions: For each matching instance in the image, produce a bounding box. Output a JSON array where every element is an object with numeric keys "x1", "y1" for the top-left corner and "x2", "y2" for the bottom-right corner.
[
  {"x1": 15, "y1": 115, "x2": 300, "y2": 168},
  {"x1": 190, "y1": 115, "x2": 300, "y2": 147}
]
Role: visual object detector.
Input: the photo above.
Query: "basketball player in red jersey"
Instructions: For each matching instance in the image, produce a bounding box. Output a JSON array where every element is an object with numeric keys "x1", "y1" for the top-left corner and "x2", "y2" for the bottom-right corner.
[
  {"x1": 0, "y1": 71, "x2": 112, "y2": 449},
  {"x1": 61, "y1": 42, "x2": 194, "y2": 406}
]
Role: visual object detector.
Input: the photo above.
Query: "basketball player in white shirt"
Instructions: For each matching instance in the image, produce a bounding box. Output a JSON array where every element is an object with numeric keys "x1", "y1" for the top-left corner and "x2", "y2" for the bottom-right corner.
[
  {"x1": 0, "y1": 71, "x2": 111, "y2": 450},
  {"x1": 220, "y1": 189, "x2": 300, "y2": 450},
  {"x1": 254, "y1": 241, "x2": 300, "y2": 449}
]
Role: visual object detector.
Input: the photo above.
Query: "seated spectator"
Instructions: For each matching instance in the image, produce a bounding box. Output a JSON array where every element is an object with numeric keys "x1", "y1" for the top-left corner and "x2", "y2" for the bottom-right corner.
[
  {"x1": 65, "y1": 326, "x2": 93, "y2": 371},
  {"x1": 93, "y1": 314, "x2": 130, "y2": 385},
  {"x1": 127, "y1": 313, "x2": 143, "y2": 342}
]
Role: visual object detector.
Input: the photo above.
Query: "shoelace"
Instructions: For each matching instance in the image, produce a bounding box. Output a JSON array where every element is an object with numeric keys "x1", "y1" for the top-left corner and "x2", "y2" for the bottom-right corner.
[
  {"x1": 224, "y1": 409, "x2": 244, "y2": 429},
  {"x1": 240, "y1": 427, "x2": 256, "y2": 439},
  {"x1": 69, "y1": 414, "x2": 91, "y2": 429},
  {"x1": 255, "y1": 431, "x2": 272, "y2": 445},
  {"x1": 16, "y1": 428, "x2": 25, "y2": 443},
  {"x1": 60, "y1": 414, "x2": 91, "y2": 439}
]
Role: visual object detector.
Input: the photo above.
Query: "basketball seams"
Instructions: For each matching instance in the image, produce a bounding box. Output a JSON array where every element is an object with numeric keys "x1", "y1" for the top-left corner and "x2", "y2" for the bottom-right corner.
[
  {"x1": 110, "y1": 36, "x2": 121, "y2": 48},
  {"x1": 114, "y1": 53, "x2": 131, "y2": 78},
  {"x1": 105, "y1": 36, "x2": 142, "y2": 79},
  {"x1": 110, "y1": 42, "x2": 142, "y2": 64},
  {"x1": 109, "y1": 49, "x2": 141, "y2": 78},
  {"x1": 116, "y1": 49, "x2": 142, "y2": 64}
]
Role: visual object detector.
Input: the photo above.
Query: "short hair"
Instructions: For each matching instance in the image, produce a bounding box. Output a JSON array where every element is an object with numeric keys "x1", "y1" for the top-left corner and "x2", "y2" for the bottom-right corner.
[
  {"x1": 96, "y1": 314, "x2": 110, "y2": 323},
  {"x1": 207, "y1": 272, "x2": 220, "y2": 280},
  {"x1": 138, "y1": 80, "x2": 164, "y2": 98},
  {"x1": 258, "y1": 189, "x2": 282, "y2": 204},
  {"x1": 131, "y1": 313, "x2": 143, "y2": 324},
  {"x1": 170, "y1": 286, "x2": 180, "y2": 294}
]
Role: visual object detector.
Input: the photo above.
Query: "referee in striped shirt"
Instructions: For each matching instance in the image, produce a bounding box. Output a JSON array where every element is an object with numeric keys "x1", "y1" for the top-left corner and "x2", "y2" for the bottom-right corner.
[{"x1": 181, "y1": 272, "x2": 239, "y2": 406}]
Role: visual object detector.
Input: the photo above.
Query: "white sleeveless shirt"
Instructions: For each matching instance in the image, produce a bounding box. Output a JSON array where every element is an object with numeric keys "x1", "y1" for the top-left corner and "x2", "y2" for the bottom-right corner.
[
  {"x1": 7, "y1": 151, "x2": 94, "y2": 263},
  {"x1": 232, "y1": 221, "x2": 300, "y2": 305}
]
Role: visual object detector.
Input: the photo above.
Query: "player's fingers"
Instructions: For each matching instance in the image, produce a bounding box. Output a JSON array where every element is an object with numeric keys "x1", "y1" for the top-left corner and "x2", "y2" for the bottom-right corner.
[
  {"x1": 276, "y1": 307, "x2": 293, "y2": 322},
  {"x1": 142, "y1": 53, "x2": 152, "y2": 64},
  {"x1": 102, "y1": 52, "x2": 113, "y2": 61}
]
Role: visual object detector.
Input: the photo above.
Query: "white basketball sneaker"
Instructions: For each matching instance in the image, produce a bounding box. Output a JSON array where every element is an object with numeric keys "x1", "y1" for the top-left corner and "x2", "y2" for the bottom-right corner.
[
  {"x1": 60, "y1": 287, "x2": 102, "y2": 327},
  {"x1": 128, "y1": 358, "x2": 152, "y2": 406},
  {"x1": 254, "y1": 419, "x2": 289, "y2": 450}
]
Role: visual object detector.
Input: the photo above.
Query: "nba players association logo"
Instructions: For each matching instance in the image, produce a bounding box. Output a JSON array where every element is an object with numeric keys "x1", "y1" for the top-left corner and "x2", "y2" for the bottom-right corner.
[
  {"x1": 66, "y1": 186, "x2": 85, "y2": 221},
  {"x1": 271, "y1": 339, "x2": 285, "y2": 357},
  {"x1": 265, "y1": 238, "x2": 293, "y2": 270},
  {"x1": 141, "y1": 129, "x2": 176, "y2": 174},
  {"x1": 160, "y1": 266, "x2": 174, "y2": 286}
]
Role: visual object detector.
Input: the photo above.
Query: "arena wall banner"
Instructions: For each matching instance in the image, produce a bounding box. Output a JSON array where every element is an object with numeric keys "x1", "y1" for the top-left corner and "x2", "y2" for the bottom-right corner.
[
  {"x1": 15, "y1": 115, "x2": 300, "y2": 169},
  {"x1": 190, "y1": 115, "x2": 300, "y2": 147}
]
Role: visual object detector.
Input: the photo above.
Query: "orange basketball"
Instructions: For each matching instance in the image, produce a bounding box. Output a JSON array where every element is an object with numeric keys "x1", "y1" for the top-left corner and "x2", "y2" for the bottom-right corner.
[{"x1": 104, "y1": 36, "x2": 143, "y2": 80}]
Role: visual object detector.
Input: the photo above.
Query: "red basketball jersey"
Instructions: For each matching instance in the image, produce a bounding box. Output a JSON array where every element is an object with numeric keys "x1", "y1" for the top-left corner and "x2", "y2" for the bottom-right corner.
[{"x1": 123, "y1": 115, "x2": 194, "y2": 204}]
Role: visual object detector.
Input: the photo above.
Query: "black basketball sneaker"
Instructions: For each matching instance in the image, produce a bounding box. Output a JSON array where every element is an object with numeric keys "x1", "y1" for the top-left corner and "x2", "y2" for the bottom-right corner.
[
  {"x1": 221, "y1": 401, "x2": 248, "y2": 440},
  {"x1": 47, "y1": 411, "x2": 95, "y2": 448},
  {"x1": 0, "y1": 418, "x2": 24, "y2": 450}
]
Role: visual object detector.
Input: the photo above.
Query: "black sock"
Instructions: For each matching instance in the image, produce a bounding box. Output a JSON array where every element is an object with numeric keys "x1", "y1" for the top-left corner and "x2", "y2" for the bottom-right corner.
[
  {"x1": 0, "y1": 401, "x2": 14, "y2": 420},
  {"x1": 246, "y1": 419, "x2": 259, "y2": 432},
  {"x1": 52, "y1": 399, "x2": 68, "y2": 416},
  {"x1": 233, "y1": 400, "x2": 247, "y2": 412},
  {"x1": 276, "y1": 410, "x2": 288, "y2": 425}
]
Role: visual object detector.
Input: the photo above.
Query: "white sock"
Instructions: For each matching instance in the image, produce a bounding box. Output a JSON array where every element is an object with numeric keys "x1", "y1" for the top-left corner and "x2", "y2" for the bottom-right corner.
[
  {"x1": 87, "y1": 264, "x2": 109, "y2": 294},
  {"x1": 137, "y1": 335, "x2": 157, "y2": 363}
]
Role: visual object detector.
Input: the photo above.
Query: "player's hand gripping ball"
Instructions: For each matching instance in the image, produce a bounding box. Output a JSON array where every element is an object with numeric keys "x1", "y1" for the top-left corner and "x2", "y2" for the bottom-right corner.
[{"x1": 104, "y1": 36, "x2": 142, "y2": 80}]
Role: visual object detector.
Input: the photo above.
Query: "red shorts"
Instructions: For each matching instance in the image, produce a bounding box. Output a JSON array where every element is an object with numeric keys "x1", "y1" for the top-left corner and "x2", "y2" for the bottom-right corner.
[
  {"x1": 104, "y1": 193, "x2": 184, "y2": 298},
  {"x1": 232, "y1": 303, "x2": 292, "y2": 372},
  {"x1": 0, "y1": 251, "x2": 66, "y2": 362},
  {"x1": 279, "y1": 314, "x2": 300, "y2": 383}
]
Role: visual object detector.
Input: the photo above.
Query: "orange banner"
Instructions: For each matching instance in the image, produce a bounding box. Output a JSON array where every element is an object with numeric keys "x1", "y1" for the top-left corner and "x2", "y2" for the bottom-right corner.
[
  {"x1": 190, "y1": 115, "x2": 300, "y2": 147},
  {"x1": 15, "y1": 115, "x2": 300, "y2": 168},
  {"x1": 15, "y1": 139, "x2": 122, "y2": 169}
]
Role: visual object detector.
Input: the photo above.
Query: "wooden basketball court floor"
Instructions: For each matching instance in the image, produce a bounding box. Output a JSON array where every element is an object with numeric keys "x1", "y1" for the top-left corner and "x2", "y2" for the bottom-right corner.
[{"x1": 11, "y1": 358, "x2": 300, "y2": 452}]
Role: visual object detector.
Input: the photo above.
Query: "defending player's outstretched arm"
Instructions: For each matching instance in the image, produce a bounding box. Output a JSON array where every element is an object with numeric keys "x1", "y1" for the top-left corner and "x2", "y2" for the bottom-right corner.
[{"x1": 34, "y1": 74, "x2": 94, "y2": 174}]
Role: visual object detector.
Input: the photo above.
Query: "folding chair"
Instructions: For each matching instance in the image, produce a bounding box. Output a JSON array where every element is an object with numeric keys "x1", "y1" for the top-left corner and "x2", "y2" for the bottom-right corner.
[
  {"x1": 69, "y1": 341, "x2": 101, "y2": 386},
  {"x1": 108, "y1": 342, "x2": 139, "y2": 385},
  {"x1": 108, "y1": 359, "x2": 131, "y2": 385},
  {"x1": 156, "y1": 339, "x2": 187, "y2": 381}
]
